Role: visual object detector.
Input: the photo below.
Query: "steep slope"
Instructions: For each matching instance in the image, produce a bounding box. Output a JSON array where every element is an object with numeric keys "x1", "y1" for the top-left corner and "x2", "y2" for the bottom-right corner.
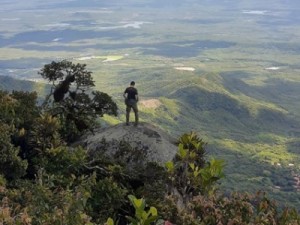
[
  {"x1": 0, "y1": 76, "x2": 36, "y2": 92},
  {"x1": 0, "y1": 75, "x2": 49, "y2": 97}
]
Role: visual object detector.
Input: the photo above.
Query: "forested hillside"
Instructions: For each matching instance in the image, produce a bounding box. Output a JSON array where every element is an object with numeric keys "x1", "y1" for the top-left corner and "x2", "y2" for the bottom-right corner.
[
  {"x1": 1, "y1": 61, "x2": 299, "y2": 224},
  {"x1": 1, "y1": 0, "x2": 300, "y2": 218}
]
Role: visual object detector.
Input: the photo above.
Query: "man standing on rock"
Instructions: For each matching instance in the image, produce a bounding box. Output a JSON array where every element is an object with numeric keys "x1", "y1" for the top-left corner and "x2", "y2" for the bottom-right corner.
[{"x1": 123, "y1": 81, "x2": 139, "y2": 126}]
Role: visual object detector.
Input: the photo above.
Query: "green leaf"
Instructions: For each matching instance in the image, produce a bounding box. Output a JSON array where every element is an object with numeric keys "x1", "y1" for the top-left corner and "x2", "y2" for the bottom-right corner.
[
  {"x1": 165, "y1": 161, "x2": 174, "y2": 172},
  {"x1": 134, "y1": 198, "x2": 145, "y2": 209},
  {"x1": 144, "y1": 216, "x2": 158, "y2": 225},
  {"x1": 189, "y1": 163, "x2": 195, "y2": 170},
  {"x1": 128, "y1": 195, "x2": 145, "y2": 211},
  {"x1": 105, "y1": 218, "x2": 114, "y2": 225},
  {"x1": 178, "y1": 143, "x2": 187, "y2": 159},
  {"x1": 149, "y1": 206, "x2": 157, "y2": 216}
]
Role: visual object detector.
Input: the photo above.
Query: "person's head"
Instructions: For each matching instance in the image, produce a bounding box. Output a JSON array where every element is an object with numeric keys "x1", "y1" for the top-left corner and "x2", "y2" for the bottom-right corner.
[{"x1": 130, "y1": 81, "x2": 135, "y2": 86}]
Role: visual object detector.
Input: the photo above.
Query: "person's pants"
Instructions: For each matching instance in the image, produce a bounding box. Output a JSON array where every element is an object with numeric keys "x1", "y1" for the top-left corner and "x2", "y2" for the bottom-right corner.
[{"x1": 126, "y1": 100, "x2": 138, "y2": 125}]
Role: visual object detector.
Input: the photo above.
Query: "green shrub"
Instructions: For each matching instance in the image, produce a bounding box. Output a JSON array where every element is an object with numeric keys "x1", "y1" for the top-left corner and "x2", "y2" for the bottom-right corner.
[
  {"x1": 166, "y1": 132, "x2": 225, "y2": 205},
  {"x1": 2, "y1": 171, "x2": 96, "y2": 225},
  {"x1": 0, "y1": 123, "x2": 27, "y2": 180}
]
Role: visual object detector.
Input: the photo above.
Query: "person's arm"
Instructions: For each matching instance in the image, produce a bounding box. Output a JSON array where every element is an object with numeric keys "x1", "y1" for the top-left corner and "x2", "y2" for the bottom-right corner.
[
  {"x1": 135, "y1": 89, "x2": 139, "y2": 101},
  {"x1": 123, "y1": 89, "x2": 128, "y2": 99}
]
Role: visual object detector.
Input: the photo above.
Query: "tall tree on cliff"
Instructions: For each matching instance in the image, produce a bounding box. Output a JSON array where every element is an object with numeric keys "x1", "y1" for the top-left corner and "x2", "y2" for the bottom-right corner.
[{"x1": 39, "y1": 60, "x2": 118, "y2": 142}]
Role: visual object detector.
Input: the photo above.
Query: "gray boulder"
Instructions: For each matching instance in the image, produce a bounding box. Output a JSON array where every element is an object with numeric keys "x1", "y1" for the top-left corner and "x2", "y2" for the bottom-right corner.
[{"x1": 76, "y1": 122, "x2": 178, "y2": 164}]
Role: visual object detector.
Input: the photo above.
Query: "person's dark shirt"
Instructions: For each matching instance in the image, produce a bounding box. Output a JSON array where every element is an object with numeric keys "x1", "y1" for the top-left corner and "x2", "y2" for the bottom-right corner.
[{"x1": 124, "y1": 87, "x2": 138, "y2": 100}]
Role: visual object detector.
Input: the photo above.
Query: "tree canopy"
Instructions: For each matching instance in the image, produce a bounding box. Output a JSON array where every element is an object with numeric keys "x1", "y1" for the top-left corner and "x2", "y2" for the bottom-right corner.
[{"x1": 39, "y1": 60, "x2": 118, "y2": 142}]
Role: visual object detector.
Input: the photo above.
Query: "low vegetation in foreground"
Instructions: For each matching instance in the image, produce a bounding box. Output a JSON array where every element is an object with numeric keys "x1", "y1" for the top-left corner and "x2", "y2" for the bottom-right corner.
[{"x1": 0, "y1": 61, "x2": 299, "y2": 225}]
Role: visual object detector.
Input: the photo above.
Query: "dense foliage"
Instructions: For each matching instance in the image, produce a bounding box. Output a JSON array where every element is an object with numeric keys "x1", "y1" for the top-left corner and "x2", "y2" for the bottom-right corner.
[
  {"x1": 39, "y1": 60, "x2": 118, "y2": 142},
  {"x1": 0, "y1": 61, "x2": 299, "y2": 224}
]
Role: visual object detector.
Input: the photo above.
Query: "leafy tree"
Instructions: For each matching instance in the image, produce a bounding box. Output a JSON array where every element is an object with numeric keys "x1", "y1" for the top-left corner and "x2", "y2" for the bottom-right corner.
[
  {"x1": 171, "y1": 191, "x2": 300, "y2": 225},
  {"x1": 39, "y1": 60, "x2": 118, "y2": 142},
  {"x1": 0, "y1": 90, "x2": 18, "y2": 126},
  {"x1": 0, "y1": 171, "x2": 96, "y2": 225},
  {"x1": 23, "y1": 113, "x2": 63, "y2": 177},
  {"x1": 0, "y1": 89, "x2": 40, "y2": 165},
  {"x1": 0, "y1": 90, "x2": 39, "y2": 131},
  {"x1": 0, "y1": 90, "x2": 34, "y2": 180},
  {"x1": 28, "y1": 113, "x2": 62, "y2": 154},
  {"x1": 0, "y1": 123, "x2": 27, "y2": 180},
  {"x1": 166, "y1": 132, "x2": 225, "y2": 205},
  {"x1": 10, "y1": 90, "x2": 39, "y2": 130}
]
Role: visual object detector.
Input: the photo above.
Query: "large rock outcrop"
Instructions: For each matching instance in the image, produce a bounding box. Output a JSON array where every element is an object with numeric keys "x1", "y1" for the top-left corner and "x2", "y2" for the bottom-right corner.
[{"x1": 76, "y1": 122, "x2": 178, "y2": 163}]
